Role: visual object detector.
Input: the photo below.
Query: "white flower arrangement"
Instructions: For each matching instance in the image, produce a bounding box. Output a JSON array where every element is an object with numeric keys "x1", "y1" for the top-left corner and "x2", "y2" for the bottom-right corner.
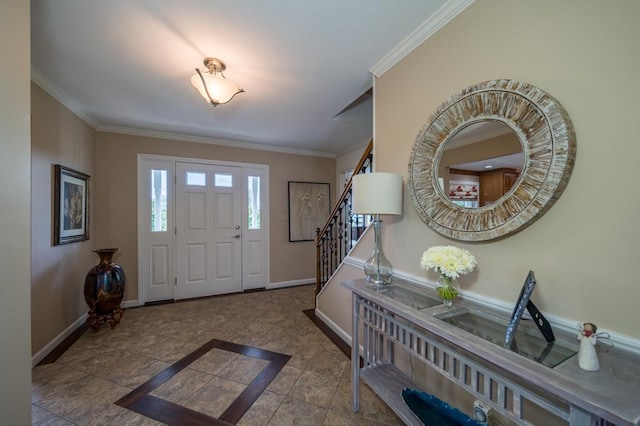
[{"x1": 420, "y1": 245, "x2": 477, "y2": 280}]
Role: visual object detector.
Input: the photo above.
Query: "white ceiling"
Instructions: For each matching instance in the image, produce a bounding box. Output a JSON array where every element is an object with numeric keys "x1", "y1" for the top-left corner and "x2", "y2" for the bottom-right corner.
[{"x1": 30, "y1": 0, "x2": 471, "y2": 156}]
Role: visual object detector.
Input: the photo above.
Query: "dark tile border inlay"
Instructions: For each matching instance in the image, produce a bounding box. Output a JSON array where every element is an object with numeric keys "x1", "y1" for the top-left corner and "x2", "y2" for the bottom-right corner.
[
  {"x1": 37, "y1": 285, "x2": 314, "y2": 366},
  {"x1": 34, "y1": 286, "x2": 352, "y2": 424},
  {"x1": 303, "y1": 308, "x2": 351, "y2": 360},
  {"x1": 115, "y1": 338, "x2": 291, "y2": 425},
  {"x1": 37, "y1": 322, "x2": 90, "y2": 366},
  {"x1": 303, "y1": 308, "x2": 363, "y2": 368}
]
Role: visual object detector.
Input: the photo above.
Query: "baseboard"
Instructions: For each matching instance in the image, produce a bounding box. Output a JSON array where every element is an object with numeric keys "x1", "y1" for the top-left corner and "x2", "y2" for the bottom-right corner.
[
  {"x1": 121, "y1": 299, "x2": 139, "y2": 308},
  {"x1": 267, "y1": 278, "x2": 315, "y2": 290},
  {"x1": 32, "y1": 313, "x2": 87, "y2": 367},
  {"x1": 314, "y1": 308, "x2": 352, "y2": 347}
]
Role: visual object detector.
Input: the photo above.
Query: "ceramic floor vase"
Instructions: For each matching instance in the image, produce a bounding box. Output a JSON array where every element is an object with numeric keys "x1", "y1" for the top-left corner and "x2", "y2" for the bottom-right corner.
[{"x1": 84, "y1": 248, "x2": 126, "y2": 331}]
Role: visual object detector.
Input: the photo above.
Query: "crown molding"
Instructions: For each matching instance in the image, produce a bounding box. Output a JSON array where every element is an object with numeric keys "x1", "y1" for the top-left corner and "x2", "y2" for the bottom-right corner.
[
  {"x1": 370, "y1": 0, "x2": 476, "y2": 77},
  {"x1": 98, "y1": 125, "x2": 336, "y2": 159},
  {"x1": 31, "y1": 66, "x2": 335, "y2": 158},
  {"x1": 30, "y1": 66, "x2": 100, "y2": 129},
  {"x1": 335, "y1": 137, "x2": 371, "y2": 158}
]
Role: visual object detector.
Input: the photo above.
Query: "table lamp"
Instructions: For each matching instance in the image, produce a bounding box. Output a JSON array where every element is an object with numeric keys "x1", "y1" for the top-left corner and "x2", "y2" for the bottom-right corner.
[{"x1": 352, "y1": 172, "x2": 403, "y2": 286}]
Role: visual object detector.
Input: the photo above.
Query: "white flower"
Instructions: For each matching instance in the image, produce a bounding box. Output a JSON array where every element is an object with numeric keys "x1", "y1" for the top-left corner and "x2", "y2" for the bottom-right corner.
[{"x1": 420, "y1": 245, "x2": 477, "y2": 280}]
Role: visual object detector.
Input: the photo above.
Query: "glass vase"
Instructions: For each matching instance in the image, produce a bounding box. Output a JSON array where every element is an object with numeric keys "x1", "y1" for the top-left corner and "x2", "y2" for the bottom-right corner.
[{"x1": 435, "y1": 275, "x2": 459, "y2": 307}]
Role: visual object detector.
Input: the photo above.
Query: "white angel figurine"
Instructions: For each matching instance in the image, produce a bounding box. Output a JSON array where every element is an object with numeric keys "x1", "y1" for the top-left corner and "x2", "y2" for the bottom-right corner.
[{"x1": 577, "y1": 322, "x2": 599, "y2": 371}]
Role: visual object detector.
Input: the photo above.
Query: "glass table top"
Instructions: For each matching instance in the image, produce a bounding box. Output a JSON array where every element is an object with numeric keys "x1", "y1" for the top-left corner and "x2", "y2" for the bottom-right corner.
[
  {"x1": 436, "y1": 307, "x2": 578, "y2": 368},
  {"x1": 372, "y1": 284, "x2": 442, "y2": 310}
]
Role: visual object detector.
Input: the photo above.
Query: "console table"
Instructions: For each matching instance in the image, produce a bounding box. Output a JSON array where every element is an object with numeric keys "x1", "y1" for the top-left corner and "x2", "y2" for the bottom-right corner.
[{"x1": 343, "y1": 278, "x2": 640, "y2": 425}]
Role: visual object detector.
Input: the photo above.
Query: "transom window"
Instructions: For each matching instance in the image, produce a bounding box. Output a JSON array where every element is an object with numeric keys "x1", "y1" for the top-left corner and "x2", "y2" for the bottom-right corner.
[
  {"x1": 215, "y1": 173, "x2": 233, "y2": 187},
  {"x1": 186, "y1": 171, "x2": 206, "y2": 186}
]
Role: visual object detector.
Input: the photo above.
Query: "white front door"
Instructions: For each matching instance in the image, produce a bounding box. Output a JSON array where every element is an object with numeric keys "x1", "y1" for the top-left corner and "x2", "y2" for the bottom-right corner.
[
  {"x1": 138, "y1": 155, "x2": 269, "y2": 304},
  {"x1": 175, "y1": 162, "x2": 242, "y2": 299}
]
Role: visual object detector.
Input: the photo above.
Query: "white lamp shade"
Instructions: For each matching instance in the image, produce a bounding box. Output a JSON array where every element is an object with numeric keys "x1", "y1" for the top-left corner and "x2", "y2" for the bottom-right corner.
[
  {"x1": 352, "y1": 172, "x2": 403, "y2": 215},
  {"x1": 191, "y1": 72, "x2": 243, "y2": 105}
]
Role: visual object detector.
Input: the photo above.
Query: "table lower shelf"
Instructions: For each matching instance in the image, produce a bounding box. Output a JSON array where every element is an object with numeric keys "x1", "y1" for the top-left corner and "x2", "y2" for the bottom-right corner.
[{"x1": 360, "y1": 363, "x2": 422, "y2": 426}]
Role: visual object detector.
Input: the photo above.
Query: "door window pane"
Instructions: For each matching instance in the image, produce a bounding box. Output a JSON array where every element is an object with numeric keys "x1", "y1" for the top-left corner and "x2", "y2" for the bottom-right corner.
[
  {"x1": 248, "y1": 176, "x2": 260, "y2": 229},
  {"x1": 151, "y1": 169, "x2": 167, "y2": 232},
  {"x1": 186, "y1": 171, "x2": 206, "y2": 186},
  {"x1": 215, "y1": 173, "x2": 233, "y2": 187}
]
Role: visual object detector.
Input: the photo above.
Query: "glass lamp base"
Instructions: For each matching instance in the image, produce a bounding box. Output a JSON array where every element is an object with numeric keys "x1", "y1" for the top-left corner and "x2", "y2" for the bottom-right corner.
[
  {"x1": 364, "y1": 269, "x2": 393, "y2": 286},
  {"x1": 364, "y1": 252, "x2": 393, "y2": 285},
  {"x1": 363, "y1": 219, "x2": 393, "y2": 286}
]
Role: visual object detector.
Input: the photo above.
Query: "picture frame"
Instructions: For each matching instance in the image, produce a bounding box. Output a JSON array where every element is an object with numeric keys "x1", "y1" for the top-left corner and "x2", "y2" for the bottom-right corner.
[
  {"x1": 288, "y1": 181, "x2": 330, "y2": 242},
  {"x1": 54, "y1": 164, "x2": 90, "y2": 245}
]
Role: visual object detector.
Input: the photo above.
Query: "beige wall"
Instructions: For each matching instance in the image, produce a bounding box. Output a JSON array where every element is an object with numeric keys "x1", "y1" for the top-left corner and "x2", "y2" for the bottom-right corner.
[
  {"x1": 335, "y1": 140, "x2": 370, "y2": 199},
  {"x1": 320, "y1": 0, "x2": 640, "y2": 373},
  {"x1": 31, "y1": 84, "x2": 97, "y2": 356},
  {"x1": 30, "y1": 88, "x2": 335, "y2": 356},
  {"x1": 1, "y1": 0, "x2": 32, "y2": 421},
  {"x1": 320, "y1": 5, "x2": 640, "y2": 419},
  {"x1": 95, "y1": 132, "x2": 335, "y2": 302},
  {"x1": 373, "y1": 0, "x2": 640, "y2": 339}
]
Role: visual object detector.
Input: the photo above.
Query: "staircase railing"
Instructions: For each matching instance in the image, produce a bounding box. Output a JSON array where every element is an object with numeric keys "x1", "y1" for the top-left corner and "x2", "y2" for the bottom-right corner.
[{"x1": 315, "y1": 140, "x2": 373, "y2": 294}]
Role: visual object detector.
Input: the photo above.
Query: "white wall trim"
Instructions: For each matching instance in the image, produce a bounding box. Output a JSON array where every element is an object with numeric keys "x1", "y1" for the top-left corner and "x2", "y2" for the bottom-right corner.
[
  {"x1": 136, "y1": 154, "x2": 147, "y2": 307},
  {"x1": 137, "y1": 153, "x2": 268, "y2": 170},
  {"x1": 31, "y1": 313, "x2": 87, "y2": 367},
  {"x1": 267, "y1": 278, "x2": 315, "y2": 290},
  {"x1": 314, "y1": 308, "x2": 351, "y2": 346},
  {"x1": 30, "y1": 66, "x2": 99, "y2": 128},
  {"x1": 33, "y1": 299, "x2": 140, "y2": 365},
  {"x1": 344, "y1": 257, "x2": 640, "y2": 355},
  {"x1": 370, "y1": 0, "x2": 476, "y2": 77},
  {"x1": 31, "y1": 66, "x2": 335, "y2": 159},
  {"x1": 121, "y1": 300, "x2": 139, "y2": 309},
  {"x1": 136, "y1": 154, "x2": 270, "y2": 304},
  {"x1": 342, "y1": 256, "x2": 363, "y2": 270},
  {"x1": 99, "y1": 125, "x2": 336, "y2": 159}
]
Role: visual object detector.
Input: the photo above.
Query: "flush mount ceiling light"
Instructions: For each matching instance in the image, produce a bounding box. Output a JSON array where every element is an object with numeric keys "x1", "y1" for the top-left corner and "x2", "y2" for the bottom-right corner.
[{"x1": 191, "y1": 57, "x2": 244, "y2": 106}]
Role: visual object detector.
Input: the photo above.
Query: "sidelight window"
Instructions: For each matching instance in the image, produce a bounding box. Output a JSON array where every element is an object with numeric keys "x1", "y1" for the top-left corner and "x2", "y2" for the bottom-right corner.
[
  {"x1": 248, "y1": 175, "x2": 260, "y2": 229},
  {"x1": 151, "y1": 169, "x2": 167, "y2": 232}
]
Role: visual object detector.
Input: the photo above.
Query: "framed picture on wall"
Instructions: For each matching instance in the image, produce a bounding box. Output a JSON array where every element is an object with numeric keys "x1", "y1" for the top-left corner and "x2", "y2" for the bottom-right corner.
[
  {"x1": 288, "y1": 181, "x2": 330, "y2": 242},
  {"x1": 54, "y1": 164, "x2": 90, "y2": 245}
]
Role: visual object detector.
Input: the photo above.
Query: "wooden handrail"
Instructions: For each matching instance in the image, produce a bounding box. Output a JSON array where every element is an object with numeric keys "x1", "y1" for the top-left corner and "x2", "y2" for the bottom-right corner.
[
  {"x1": 315, "y1": 140, "x2": 372, "y2": 242},
  {"x1": 315, "y1": 139, "x2": 373, "y2": 294}
]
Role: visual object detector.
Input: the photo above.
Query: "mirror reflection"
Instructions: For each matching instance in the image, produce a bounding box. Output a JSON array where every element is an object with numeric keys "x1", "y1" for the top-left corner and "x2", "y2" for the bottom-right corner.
[{"x1": 437, "y1": 121, "x2": 523, "y2": 208}]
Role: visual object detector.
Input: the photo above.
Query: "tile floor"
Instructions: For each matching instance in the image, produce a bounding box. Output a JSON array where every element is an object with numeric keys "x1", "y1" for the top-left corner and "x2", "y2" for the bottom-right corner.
[{"x1": 32, "y1": 285, "x2": 403, "y2": 425}]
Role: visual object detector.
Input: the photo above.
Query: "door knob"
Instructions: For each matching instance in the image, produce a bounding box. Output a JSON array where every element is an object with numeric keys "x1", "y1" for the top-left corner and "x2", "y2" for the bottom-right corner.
[{"x1": 231, "y1": 234, "x2": 241, "y2": 239}]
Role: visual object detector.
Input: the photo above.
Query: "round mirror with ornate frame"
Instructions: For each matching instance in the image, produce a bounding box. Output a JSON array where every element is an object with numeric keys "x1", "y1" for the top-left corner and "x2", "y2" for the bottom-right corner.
[{"x1": 408, "y1": 79, "x2": 576, "y2": 241}]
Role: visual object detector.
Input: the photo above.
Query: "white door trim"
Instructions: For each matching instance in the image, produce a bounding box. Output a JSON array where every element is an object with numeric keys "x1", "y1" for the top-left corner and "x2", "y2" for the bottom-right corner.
[{"x1": 137, "y1": 153, "x2": 270, "y2": 305}]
